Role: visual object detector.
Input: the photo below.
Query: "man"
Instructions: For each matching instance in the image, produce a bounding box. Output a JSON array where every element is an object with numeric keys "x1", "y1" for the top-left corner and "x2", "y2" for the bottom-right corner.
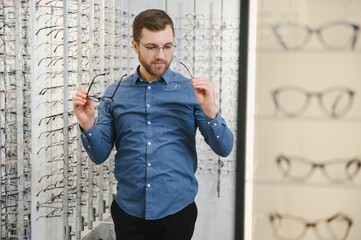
[{"x1": 73, "y1": 9, "x2": 233, "y2": 240}]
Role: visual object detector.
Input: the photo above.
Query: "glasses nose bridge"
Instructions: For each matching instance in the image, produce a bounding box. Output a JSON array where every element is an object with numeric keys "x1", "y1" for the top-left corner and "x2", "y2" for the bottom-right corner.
[{"x1": 154, "y1": 45, "x2": 167, "y2": 56}]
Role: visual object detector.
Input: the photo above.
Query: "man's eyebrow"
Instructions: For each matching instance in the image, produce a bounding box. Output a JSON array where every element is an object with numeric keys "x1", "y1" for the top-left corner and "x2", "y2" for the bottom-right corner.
[{"x1": 143, "y1": 41, "x2": 174, "y2": 46}]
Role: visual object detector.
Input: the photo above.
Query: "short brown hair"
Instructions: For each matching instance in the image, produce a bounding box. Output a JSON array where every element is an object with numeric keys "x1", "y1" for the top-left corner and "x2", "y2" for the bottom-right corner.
[{"x1": 132, "y1": 9, "x2": 174, "y2": 41}]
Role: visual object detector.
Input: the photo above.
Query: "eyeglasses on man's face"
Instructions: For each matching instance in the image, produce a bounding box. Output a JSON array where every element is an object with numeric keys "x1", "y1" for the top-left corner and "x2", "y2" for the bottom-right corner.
[
  {"x1": 272, "y1": 21, "x2": 360, "y2": 50},
  {"x1": 136, "y1": 40, "x2": 176, "y2": 56},
  {"x1": 87, "y1": 73, "x2": 127, "y2": 102}
]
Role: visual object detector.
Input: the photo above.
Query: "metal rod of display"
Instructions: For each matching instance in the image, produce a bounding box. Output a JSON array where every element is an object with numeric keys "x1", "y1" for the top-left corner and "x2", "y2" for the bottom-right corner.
[
  {"x1": 75, "y1": 0, "x2": 83, "y2": 238},
  {"x1": 97, "y1": 0, "x2": 106, "y2": 222},
  {"x1": 0, "y1": 2, "x2": 6, "y2": 238},
  {"x1": 127, "y1": 0, "x2": 133, "y2": 71},
  {"x1": 235, "y1": 0, "x2": 249, "y2": 239},
  {"x1": 216, "y1": 0, "x2": 224, "y2": 199},
  {"x1": 192, "y1": 0, "x2": 196, "y2": 76},
  {"x1": 62, "y1": 0, "x2": 70, "y2": 239},
  {"x1": 108, "y1": 0, "x2": 116, "y2": 210},
  {"x1": 14, "y1": 1, "x2": 25, "y2": 239},
  {"x1": 87, "y1": 0, "x2": 95, "y2": 230}
]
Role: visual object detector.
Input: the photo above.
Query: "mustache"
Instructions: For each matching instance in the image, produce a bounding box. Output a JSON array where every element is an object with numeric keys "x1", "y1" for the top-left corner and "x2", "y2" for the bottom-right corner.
[{"x1": 151, "y1": 60, "x2": 167, "y2": 64}]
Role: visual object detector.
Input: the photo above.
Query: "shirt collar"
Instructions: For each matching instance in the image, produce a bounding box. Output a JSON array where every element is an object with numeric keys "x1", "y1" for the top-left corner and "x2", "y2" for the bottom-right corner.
[{"x1": 132, "y1": 65, "x2": 172, "y2": 85}]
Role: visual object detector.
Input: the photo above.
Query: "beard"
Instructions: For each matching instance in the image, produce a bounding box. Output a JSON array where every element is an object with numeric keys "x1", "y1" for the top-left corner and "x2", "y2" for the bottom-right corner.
[{"x1": 138, "y1": 53, "x2": 172, "y2": 78}]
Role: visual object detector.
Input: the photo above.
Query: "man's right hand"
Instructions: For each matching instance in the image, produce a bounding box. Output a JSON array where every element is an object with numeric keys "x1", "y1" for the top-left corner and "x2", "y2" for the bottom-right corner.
[{"x1": 73, "y1": 90, "x2": 95, "y2": 131}]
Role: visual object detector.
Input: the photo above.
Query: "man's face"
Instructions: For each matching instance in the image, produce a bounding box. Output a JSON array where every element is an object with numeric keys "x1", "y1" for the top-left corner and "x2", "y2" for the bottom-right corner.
[{"x1": 132, "y1": 25, "x2": 174, "y2": 81}]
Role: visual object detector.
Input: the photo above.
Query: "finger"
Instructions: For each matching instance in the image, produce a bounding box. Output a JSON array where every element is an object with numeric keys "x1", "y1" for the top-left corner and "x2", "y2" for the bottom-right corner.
[{"x1": 73, "y1": 91, "x2": 89, "y2": 105}]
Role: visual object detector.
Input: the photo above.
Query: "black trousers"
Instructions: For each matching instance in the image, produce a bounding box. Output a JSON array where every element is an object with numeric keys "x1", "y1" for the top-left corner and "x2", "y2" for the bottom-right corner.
[{"x1": 111, "y1": 200, "x2": 197, "y2": 240}]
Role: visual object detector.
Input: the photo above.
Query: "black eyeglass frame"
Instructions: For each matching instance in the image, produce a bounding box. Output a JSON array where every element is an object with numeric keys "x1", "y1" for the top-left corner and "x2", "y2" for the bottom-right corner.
[{"x1": 87, "y1": 73, "x2": 127, "y2": 102}]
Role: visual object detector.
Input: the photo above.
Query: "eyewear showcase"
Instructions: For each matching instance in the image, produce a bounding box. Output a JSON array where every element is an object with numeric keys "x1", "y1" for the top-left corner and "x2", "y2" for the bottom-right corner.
[
  {"x1": 249, "y1": 0, "x2": 361, "y2": 240},
  {"x1": 1, "y1": 0, "x2": 238, "y2": 239},
  {"x1": 2, "y1": 0, "x2": 361, "y2": 239}
]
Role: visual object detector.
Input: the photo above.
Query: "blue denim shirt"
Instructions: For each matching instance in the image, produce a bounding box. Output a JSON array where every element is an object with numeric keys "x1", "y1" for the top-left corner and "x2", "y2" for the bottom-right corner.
[{"x1": 81, "y1": 67, "x2": 233, "y2": 220}]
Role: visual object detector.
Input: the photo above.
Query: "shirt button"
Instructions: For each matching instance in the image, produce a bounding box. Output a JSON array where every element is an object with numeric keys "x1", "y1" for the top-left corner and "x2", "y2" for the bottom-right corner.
[
  {"x1": 88, "y1": 133, "x2": 92, "y2": 136},
  {"x1": 216, "y1": 136, "x2": 220, "y2": 138},
  {"x1": 213, "y1": 123, "x2": 217, "y2": 126},
  {"x1": 207, "y1": 122, "x2": 210, "y2": 125},
  {"x1": 147, "y1": 184, "x2": 151, "y2": 188},
  {"x1": 148, "y1": 141, "x2": 152, "y2": 145},
  {"x1": 147, "y1": 121, "x2": 151, "y2": 125},
  {"x1": 147, "y1": 104, "x2": 150, "y2": 108},
  {"x1": 148, "y1": 163, "x2": 151, "y2": 167},
  {"x1": 148, "y1": 86, "x2": 151, "y2": 89}
]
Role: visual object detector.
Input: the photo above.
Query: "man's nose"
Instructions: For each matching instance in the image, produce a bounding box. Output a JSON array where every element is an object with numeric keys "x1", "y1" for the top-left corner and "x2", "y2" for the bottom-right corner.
[{"x1": 155, "y1": 47, "x2": 167, "y2": 58}]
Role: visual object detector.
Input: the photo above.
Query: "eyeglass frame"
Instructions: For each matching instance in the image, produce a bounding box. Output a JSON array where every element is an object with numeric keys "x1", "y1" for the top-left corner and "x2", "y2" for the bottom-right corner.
[
  {"x1": 269, "y1": 211, "x2": 353, "y2": 240},
  {"x1": 271, "y1": 85, "x2": 355, "y2": 118},
  {"x1": 272, "y1": 20, "x2": 360, "y2": 50},
  {"x1": 134, "y1": 40, "x2": 177, "y2": 56},
  {"x1": 276, "y1": 154, "x2": 361, "y2": 183},
  {"x1": 87, "y1": 73, "x2": 127, "y2": 102}
]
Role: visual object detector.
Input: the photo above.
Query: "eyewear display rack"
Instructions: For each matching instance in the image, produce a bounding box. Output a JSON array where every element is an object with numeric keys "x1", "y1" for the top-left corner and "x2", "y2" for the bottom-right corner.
[
  {"x1": 1, "y1": 0, "x2": 239, "y2": 239},
  {"x1": 244, "y1": 0, "x2": 361, "y2": 240},
  {"x1": 1, "y1": 0, "x2": 31, "y2": 239}
]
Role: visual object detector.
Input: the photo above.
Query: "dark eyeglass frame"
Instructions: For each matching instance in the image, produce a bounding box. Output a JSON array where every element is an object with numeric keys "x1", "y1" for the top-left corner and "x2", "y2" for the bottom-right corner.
[
  {"x1": 87, "y1": 73, "x2": 127, "y2": 102},
  {"x1": 179, "y1": 61, "x2": 193, "y2": 79}
]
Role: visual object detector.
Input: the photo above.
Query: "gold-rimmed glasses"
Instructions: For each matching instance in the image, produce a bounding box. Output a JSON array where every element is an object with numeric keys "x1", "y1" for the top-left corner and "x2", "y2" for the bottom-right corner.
[{"x1": 135, "y1": 40, "x2": 176, "y2": 56}]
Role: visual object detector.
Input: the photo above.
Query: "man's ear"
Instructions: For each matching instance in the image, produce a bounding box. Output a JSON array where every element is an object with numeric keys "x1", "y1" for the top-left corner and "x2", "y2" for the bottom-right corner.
[{"x1": 132, "y1": 39, "x2": 139, "y2": 53}]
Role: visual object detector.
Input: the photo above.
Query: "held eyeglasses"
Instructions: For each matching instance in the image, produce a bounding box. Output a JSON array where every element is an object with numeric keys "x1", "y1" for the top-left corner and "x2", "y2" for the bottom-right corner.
[{"x1": 87, "y1": 73, "x2": 127, "y2": 102}]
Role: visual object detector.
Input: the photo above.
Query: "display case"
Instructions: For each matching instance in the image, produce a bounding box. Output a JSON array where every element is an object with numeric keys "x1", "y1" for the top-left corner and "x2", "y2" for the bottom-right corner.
[{"x1": 240, "y1": 0, "x2": 361, "y2": 239}]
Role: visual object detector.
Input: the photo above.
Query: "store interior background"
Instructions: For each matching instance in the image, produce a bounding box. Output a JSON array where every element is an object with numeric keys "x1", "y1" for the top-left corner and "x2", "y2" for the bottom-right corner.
[
  {"x1": 1, "y1": 0, "x2": 239, "y2": 239},
  {"x1": 3, "y1": 0, "x2": 361, "y2": 239}
]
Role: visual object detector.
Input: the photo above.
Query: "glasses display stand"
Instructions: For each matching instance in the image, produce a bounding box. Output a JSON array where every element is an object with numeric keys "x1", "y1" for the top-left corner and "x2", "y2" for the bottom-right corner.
[{"x1": 247, "y1": 0, "x2": 361, "y2": 239}]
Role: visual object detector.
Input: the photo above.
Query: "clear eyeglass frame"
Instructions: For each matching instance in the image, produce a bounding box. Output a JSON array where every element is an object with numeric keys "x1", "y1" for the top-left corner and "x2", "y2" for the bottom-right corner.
[
  {"x1": 135, "y1": 40, "x2": 177, "y2": 56},
  {"x1": 272, "y1": 21, "x2": 360, "y2": 50},
  {"x1": 272, "y1": 85, "x2": 355, "y2": 118},
  {"x1": 276, "y1": 154, "x2": 361, "y2": 183}
]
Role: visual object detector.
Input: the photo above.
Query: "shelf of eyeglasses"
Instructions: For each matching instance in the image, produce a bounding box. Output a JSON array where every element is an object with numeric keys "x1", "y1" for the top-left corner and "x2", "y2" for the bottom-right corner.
[
  {"x1": 255, "y1": 20, "x2": 361, "y2": 53},
  {"x1": 251, "y1": 114, "x2": 361, "y2": 123},
  {"x1": 251, "y1": 178, "x2": 361, "y2": 190},
  {"x1": 255, "y1": 47, "x2": 361, "y2": 54}
]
